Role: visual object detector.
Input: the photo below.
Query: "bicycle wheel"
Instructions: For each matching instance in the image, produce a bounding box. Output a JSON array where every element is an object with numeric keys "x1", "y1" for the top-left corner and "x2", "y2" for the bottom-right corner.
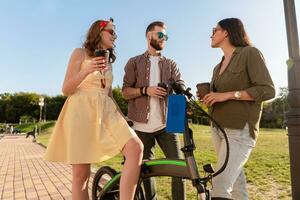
[
  {"x1": 134, "y1": 184, "x2": 145, "y2": 200},
  {"x1": 92, "y1": 166, "x2": 119, "y2": 200},
  {"x1": 92, "y1": 166, "x2": 145, "y2": 200}
]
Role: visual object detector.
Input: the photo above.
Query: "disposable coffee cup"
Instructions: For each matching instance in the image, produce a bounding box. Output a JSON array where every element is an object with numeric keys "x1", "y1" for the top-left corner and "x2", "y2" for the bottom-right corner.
[
  {"x1": 94, "y1": 49, "x2": 110, "y2": 66},
  {"x1": 94, "y1": 49, "x2": 110, "y2": 75},
  {"x1": 196, "y1": 82, "x2": 210, "y2": 99}
]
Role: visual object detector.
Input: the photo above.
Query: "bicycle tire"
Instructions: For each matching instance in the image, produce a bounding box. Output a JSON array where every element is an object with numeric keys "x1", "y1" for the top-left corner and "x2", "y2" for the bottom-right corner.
[
  {"x1": 92, "y1": 166, "x2": 119, "y2": 200},
  {"x1": 92, "y1": 166, "x2": 145, "y2": 200}
]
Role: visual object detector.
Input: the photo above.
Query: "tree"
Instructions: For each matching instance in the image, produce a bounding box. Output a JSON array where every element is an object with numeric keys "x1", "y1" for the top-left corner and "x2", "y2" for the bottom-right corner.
[
  {"x1": 45, "y1": 95, "x2": 67, "y2": 120},
  {"x1": 0, "y1": 92, "x2": 40, "y2": 123},
  {"x1": 0, "y1": 92, "x2": 67, "y2": 123},
  {"x1": 112, "y1": 86, "x2": 128, "y2": 115},
  {"x1": 260, "y1": 87, "x2": 288, "y2": 128}
]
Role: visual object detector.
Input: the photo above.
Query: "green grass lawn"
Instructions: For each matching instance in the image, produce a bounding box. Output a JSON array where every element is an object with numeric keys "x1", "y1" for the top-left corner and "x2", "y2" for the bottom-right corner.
[
  {"x1": 14, "y1": 121, "x2": 56, "y2": 134},
  {"x1": 37, "y1": 124, "x2": 291, "y2": 200}
]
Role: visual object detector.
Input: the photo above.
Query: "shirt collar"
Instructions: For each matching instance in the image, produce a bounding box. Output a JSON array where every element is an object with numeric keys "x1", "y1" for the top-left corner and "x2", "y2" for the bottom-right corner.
[
  {"x1": 233, "y1": 47, "x2": 244, "y2": 54},
  {"x1": 220, "y1": 47, "x2": 244, "y2": 61},
  {"x1": 218, "y1": 47, "x2": 241, "y2": 66},
  {"x1": 143, "y1": 51, "x2": 163, "y2": 60}
]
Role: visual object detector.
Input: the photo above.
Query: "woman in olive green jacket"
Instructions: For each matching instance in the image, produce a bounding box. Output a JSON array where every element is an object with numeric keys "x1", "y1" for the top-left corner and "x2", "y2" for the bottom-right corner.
[{"x1": 200, "y1": 18, "x2": 275, "y2": 200}]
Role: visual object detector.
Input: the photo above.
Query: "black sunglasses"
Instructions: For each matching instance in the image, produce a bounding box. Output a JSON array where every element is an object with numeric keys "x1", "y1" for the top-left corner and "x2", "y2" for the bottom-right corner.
[{"x1": 156, "y1": 32, "x2": 168, "y2": 41}]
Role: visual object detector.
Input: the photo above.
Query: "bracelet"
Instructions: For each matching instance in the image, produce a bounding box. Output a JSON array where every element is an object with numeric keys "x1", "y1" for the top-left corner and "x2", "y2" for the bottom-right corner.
[
  {"x1": 139, "y1": 87, "x2": 146, "y2": 96},
  {"x1": 139, "y1": 87, "x2": 143, "y2": 96},
  {"x1": 145, "y1": 86, "x2": 148, "y2": 96}
]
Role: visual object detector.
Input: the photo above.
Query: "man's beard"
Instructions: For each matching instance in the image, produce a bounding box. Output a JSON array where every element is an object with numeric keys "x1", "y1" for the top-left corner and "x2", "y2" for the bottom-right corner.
[{"x1": 150, "y1": 39, "x2": 163, "y2": 51}]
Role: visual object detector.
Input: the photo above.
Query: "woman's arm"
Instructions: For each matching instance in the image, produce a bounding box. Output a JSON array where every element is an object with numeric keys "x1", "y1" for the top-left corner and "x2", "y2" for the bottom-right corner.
[
  {"x1": 244, "y1": 47, "x2": 275, "y2": 101},
  {"x1": 62, "y1": 48, "x2": 85, "y2": 96},
  {"x1": 202, "y1": 91, "x2": 253, "y2": 106},
  {"x1": 62, "y1": 48, "x2": 107, "y2": 96}
]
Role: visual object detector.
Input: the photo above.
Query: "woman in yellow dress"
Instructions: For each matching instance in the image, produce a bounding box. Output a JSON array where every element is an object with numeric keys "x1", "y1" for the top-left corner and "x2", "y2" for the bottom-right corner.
[{"x1": 44, "y1": 18, "x2": 143, "y2": 200}]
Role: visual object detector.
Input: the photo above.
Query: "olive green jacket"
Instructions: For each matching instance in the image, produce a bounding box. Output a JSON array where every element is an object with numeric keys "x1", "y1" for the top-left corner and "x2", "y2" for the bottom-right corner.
[{"x1": 210, "y1": 46, "x2": 275, "y2": 139}]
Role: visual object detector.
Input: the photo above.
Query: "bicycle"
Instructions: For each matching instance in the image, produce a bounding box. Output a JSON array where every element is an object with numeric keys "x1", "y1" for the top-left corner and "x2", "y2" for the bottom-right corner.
[{"x1": 92, "y1": 80, "x2": 230, "y2": 200}]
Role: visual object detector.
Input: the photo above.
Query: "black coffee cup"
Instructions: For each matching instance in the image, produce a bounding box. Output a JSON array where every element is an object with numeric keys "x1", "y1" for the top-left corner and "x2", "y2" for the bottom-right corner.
[
  {"x1": 157, "y1": 82, "x2": 168, "y2": 90},
  {"x1": 94, "y1": 49, "x2": 110, "y2": 65}
]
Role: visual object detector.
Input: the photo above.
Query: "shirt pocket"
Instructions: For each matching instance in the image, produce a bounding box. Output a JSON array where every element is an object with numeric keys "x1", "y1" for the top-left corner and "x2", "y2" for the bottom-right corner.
[
  {"x1": 226, "y1": 67, "x2": 244, "y2": 79},
  {"x1": 223, "y1": 67, "x2": 248, "y2": 90}
]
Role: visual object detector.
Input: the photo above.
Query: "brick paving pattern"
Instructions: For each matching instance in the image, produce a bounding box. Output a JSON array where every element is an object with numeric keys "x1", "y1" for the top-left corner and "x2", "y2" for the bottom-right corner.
[{"x1": 0, "y1": 135, "x2": 94, "y2": 200}]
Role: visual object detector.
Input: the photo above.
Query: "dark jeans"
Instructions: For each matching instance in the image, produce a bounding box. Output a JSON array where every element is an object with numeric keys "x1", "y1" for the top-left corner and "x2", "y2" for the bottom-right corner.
[{"x1": 135, "y1": 128, "x2": 186, "y2": 200}]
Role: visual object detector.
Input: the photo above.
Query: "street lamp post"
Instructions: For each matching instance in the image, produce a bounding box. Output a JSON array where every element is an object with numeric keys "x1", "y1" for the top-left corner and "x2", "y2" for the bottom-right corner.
[
  {"x1": 43, "y1": 99, "x2": 46, "y2": 122},
  {"x1": 283, "y1": 0, "x2": 300, "y2": 199},
  {"x1": 38, "y1": 97, "x2": 44, "y2": 135}
]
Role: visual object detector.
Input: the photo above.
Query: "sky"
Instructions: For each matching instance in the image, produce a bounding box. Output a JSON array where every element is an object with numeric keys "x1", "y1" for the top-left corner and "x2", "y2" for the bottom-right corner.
[{"x1": 0, "y1": 0, "x2": 299, "y2": 97}]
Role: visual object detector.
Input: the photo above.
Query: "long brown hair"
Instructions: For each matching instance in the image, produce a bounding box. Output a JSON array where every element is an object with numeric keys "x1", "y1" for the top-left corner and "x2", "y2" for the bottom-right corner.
[
  {"x1": 218, "y1": 18, "x2": 251, "y2": 47},
  {"x1": 83, "y1": 20, "x2": 116, "y2": 63}
]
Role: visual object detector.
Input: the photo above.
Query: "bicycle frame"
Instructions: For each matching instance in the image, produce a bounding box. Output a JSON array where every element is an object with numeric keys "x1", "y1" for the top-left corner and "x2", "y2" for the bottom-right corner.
[
  {"x1": 96, "y1": 125, "x2": 217, "y2": 199},
  {"x1": 93, "y1": 86, "x2": 230, "y2": 200},
  {"x1": 97, "y1": 159, "x2": 190, "y2": 198}
]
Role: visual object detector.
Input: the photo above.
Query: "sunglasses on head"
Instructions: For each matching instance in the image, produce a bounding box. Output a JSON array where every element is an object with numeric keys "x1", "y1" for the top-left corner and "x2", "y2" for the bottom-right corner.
[{"x1": 155, "y1": 32, "x2": 168, "y2": 41}]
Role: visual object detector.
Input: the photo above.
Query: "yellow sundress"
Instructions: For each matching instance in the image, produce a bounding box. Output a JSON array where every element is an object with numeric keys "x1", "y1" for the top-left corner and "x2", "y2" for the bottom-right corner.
[{"x1": 44, "y1": 59, "x2": 136, "y2": 164}]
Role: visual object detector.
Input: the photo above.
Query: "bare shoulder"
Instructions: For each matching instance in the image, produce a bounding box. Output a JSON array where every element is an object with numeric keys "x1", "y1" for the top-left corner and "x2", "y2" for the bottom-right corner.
[
  {"x1": 67, "y1": 48, "x2": 86, "y2": 66},
  {"x1": 71, "y1": 48, "x2": 85, "y2": 59}
]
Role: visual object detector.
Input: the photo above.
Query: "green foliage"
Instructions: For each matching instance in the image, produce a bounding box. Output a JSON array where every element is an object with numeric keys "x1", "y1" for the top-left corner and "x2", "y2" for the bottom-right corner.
[
  {"x1": 112, "y1": 86, "x2": 128, "y2": 115},
  {"x1": 0, "y1": 88, "x2": 126, "y2": 123},
  {"x1": 15, "y1": 121, "x2": 55, "y2": 133},
  {"x1": 0, "y1": 92, "x2": 41, "y2": 122},
  {"x1": 260, "y1": 87, "x2": 289, "y2": 128},
  {"x1": 15, "y1": 123, "x2": 36, "y2": 132},
  {"x1": 40, "y1": 121, "x2": 55, "y2": 130},
  {"x1": 44, "y1": 95, "x2": 67, "y2": 120},
  {"x1": 0, "y1": 92, "x2": 66, "y2": 123},
  {"x1": 20, "y1": 115, "x2": 33, "y2": 123},
  {"x1": 187, "y1": 100, "x2": 210, "y2": 125}
]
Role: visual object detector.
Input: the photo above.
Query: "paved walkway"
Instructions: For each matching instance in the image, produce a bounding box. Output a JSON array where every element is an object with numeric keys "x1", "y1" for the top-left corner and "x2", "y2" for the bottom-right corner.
[{"x1": 0, "y1": 135, "x2": 94, "y2": 200}]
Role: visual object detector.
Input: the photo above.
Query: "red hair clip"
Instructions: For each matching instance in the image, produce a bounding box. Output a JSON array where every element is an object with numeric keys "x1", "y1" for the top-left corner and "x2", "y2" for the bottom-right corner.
[{"x1": 99, "y1": 21, "x2": 108, "y2": 28}]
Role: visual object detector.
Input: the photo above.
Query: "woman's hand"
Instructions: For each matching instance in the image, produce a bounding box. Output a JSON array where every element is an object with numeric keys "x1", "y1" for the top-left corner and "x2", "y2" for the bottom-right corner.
[
  {"x1": 79, "y1": 56, "x2": 107, "y2": 78},
  {"x1": 202, "y1": 92, "x2": 232, "y2": 106}
]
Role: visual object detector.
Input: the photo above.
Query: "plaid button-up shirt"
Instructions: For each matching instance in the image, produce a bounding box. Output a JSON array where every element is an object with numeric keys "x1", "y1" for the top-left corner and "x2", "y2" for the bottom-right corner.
[{"x1": 122, "y1": 51, "x2": 184, "y2": 123}]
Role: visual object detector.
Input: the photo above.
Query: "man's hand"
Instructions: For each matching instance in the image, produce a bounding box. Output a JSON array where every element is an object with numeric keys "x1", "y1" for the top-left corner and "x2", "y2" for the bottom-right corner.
[{"x1": 147, "y1": 86, "x2": 167, "y2": 98}]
